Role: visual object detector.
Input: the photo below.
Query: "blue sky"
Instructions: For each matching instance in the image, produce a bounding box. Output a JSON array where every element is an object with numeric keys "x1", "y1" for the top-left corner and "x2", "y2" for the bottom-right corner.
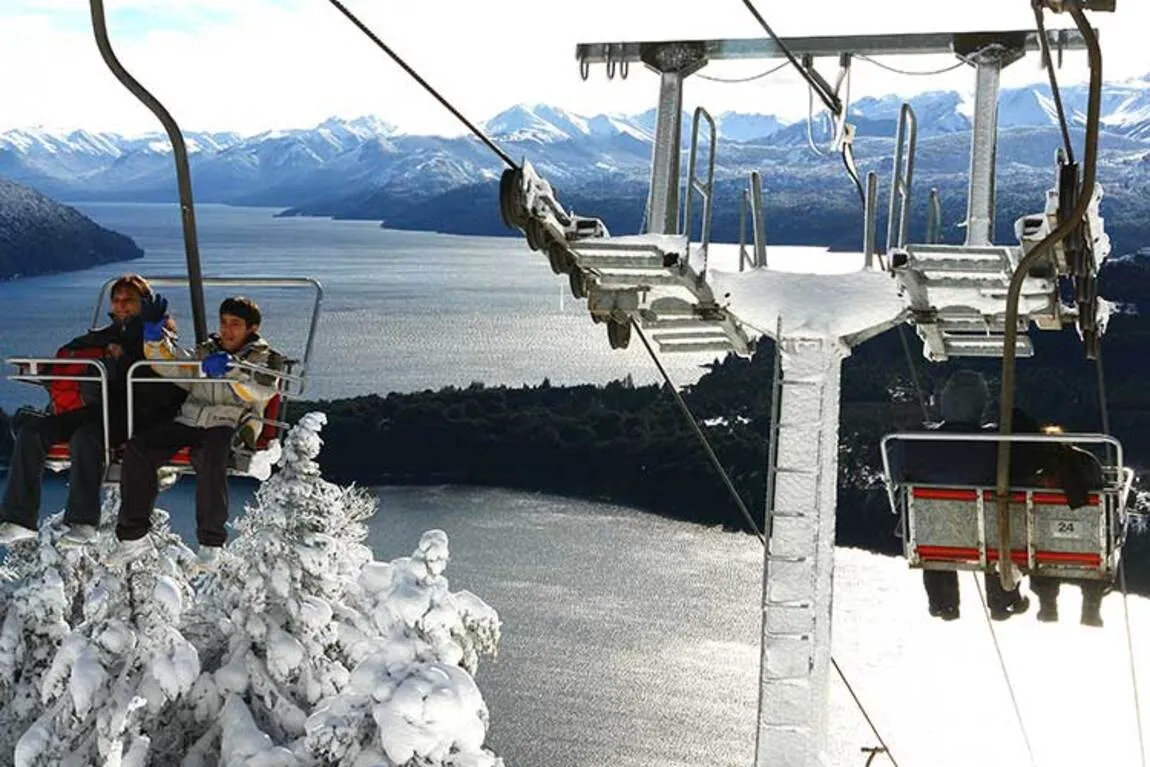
[{"x1": 0, "y1": 0, "x2": 1145, "y2": 136}]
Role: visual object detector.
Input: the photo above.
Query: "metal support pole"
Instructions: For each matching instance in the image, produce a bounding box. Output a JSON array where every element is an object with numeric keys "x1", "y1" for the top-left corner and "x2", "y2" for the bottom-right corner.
[
  {"x1": 751, "y1": 170, "x2": 767, "y2": 268},
  {"x1": 965, "y1": 59, "x2": 1002, "y2": 246},
  {"x1": 646, "y1": 71, "x2": 686, "y2": 235},
  {"x1": 864, "y1": 171, "x2": 878, "y2": 269},
  {"x1": 639, "y1": 42, "x2": 706, "y2": 236},
  {"x1": 755, "y1": 333, "x2": 848, "y2": 767}
]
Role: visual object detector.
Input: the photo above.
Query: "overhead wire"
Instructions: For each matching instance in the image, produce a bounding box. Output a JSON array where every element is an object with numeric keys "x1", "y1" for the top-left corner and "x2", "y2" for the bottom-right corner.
[
  {"x1": 972, "y1": 574, "x2": 1039, "y2": 767},
  {"x1": 854, "y1": 54, "x2": 966, "y2": 77},
  {"x1": 330, "y1": 1, "x2": 898, "y2": 758},
  {"x1": 697, "y1": 60, "x2": 789, "y2": 83},
  {"x1": 325, "y1": 0, "x2": 517, "y2": 171},
  {"x1": 1031, "y1": 3, "x2": 1076, "y2": 166}
]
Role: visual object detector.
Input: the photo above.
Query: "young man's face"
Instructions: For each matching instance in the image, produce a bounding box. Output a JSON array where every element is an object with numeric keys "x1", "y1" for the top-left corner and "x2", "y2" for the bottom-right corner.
[
  {"x1": 218, "y1": 313, "x2": 254, "y2": 353},
  {"x1": 110, "y1": 287, "x2": 142, "y2": 323}
]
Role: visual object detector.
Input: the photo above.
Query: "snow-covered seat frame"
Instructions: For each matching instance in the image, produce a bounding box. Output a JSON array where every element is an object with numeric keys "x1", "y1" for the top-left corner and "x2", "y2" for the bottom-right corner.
[
  {"x1": 880, "y1": 431, "x2": 1133, "y2": 581},
  {"x1": 5, "y1": 275, "x2": 323, "y2": 481}
]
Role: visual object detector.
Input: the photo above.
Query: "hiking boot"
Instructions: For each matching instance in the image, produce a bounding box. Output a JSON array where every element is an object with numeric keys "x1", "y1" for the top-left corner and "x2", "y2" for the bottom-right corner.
[
  {"x1": 59, "y1": 524, "x2": 98, "y2": 548},
  {"x1": 106, "y1": 536, "x2": 153, "y2": 567},
  {"x1": 991, "y1": 596, "x2": 1030, "y2": 621},
  {"x1": 930, "y1": 605, "x2": 960, "y2": 621},
  {"x1": 0, "y1": 521, "x2": 37, "y2": 545},
  {"x1": 194, "y1": 545, "x2": 222, "y2": 573}
]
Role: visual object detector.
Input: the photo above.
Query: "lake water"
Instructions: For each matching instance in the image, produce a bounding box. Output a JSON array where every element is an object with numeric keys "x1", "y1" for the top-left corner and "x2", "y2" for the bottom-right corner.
[{"x1": 0, "y1": 203, "x2": 718, "y2": 414}]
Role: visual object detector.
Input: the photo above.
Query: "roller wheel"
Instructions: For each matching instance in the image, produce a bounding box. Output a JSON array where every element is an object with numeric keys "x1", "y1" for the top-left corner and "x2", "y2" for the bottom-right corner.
[
  {"x1": 569, "y1": 269, "x2": 587, "y2": 299},
  {"x1": 607, "y1": 317, "x2": 632, "y2": 350}
]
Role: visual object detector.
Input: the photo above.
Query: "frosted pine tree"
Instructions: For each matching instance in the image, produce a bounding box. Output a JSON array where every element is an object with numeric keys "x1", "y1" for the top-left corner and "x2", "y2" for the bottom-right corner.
[
  {"x1": 1, "y1": 490, "x2": 202, "y2": 766},
  {"x1": 305, "y1": 529, "x2": 503, "y2": 766},
  {"x1": 183, "y1": 412, "x2": 503, "y2": 766}
]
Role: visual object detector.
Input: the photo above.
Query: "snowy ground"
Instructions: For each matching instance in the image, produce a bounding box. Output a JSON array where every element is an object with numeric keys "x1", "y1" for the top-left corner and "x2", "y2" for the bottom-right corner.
[{"x1": 827, "y1": 548, "x2": 1148, "y2": 767}]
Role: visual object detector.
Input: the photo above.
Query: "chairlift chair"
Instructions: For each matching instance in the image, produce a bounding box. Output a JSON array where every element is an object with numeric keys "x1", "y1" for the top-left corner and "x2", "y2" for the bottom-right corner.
[
  {"x1": 880, "y1": 431, "x2": 1134, "y2": 581},
  {"x1": 5, "y1": 275, "x2": 323, "y2": 483}
]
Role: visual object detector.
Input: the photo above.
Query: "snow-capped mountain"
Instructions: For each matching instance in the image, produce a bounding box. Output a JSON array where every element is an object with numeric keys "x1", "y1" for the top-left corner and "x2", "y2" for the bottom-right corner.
[{"x1": 0, "y1": 76, "x2": 1148, "y2": 209}]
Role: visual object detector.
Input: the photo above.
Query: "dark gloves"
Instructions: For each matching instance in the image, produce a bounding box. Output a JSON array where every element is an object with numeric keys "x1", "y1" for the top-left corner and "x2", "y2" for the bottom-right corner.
[
  {"x1": 140, "y1": 292, "x2": 168, "y2": 323},
  {"x1": 201, "y1": 352, "x2": 233, "y2": 378}
]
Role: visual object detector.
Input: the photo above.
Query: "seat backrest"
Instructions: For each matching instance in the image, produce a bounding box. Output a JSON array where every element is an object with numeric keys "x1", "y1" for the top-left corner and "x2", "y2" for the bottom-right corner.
[{"x1": 256, "y1": 394, "x2": 282, "y2": 449}]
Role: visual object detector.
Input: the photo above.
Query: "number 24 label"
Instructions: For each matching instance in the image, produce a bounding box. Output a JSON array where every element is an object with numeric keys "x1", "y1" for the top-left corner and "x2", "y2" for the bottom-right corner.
[{"x1": 1052, "y1": 520, "x2": 1080, "y2": 538}]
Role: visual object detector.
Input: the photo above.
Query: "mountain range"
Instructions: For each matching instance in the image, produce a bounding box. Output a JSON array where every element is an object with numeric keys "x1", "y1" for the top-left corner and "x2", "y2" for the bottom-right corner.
[{"x1": 3, "y1": 76, "x2": 1150, "y2": 254}]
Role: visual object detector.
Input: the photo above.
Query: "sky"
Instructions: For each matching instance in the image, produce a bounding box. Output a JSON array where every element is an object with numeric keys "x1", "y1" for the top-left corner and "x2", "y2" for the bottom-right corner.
[{"x1": 0, "y1": 0, "x2": 1147, "y2": 137}]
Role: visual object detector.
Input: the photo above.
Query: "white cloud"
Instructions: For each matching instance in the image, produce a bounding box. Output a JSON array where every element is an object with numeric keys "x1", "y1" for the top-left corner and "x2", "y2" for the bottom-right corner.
[{"x1": 0, "y1": 0, "x2": 1144, "y2": 136}]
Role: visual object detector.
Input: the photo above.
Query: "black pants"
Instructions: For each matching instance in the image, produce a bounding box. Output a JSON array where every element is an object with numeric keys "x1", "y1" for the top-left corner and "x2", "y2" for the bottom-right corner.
[
  {"x1": 924, "y1": 570, "x2": 1024, "y2": 614},
  {"x1": 117, "y1": 421, "x2": 233, "y2": 546},
  {"x1": 1, "y1": 405, "x2": 107, "y2": 530},
  {"x1": 1031, "y1": 574, "x2": 1109, "y2": 610}
]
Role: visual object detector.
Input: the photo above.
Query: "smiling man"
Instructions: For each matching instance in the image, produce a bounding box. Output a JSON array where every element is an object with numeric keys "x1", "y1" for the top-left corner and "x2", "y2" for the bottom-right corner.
[{"x1": 111, "y1": 295, "x2": 280, "y2": 570}]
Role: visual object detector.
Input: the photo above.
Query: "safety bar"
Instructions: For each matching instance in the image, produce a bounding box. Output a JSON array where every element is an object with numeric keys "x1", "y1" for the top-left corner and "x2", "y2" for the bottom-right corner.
[
  {"x1": 737, "y1": 171, "x2": 768, "y2": 272},
  {"x1": 886, "y1": 103, "x2": 917, "y2": 254},
  {"x1": 92, "y1": 276, "x2": 324, "y2": 383},
  {"x1": 682, "y1": 106, "x2": 717, "y2": 271},
  {"x1": 126, "y1": 358, "x2": 300, "y2": 442},
  {"x1": 6, "y1": 357, "x2": 112, "y2": 465}
]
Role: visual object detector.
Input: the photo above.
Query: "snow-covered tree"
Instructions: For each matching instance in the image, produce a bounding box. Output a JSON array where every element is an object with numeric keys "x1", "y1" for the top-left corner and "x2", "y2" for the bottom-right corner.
[
  {"x1": 1, "y1": 411, "x2": 503, "y2": 765},
  {"x1": 1, "y1": 490, "x2": 201, "y2": 766},
  {"x1": 185, "y1": 412, "x2": 503, "y2": 766}
]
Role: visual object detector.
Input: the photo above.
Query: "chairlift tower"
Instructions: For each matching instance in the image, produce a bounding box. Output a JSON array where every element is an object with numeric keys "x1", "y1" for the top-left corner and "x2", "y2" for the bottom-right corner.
[{"x1": 503, "y1": 17, "x2": 1107, "y2": 767}]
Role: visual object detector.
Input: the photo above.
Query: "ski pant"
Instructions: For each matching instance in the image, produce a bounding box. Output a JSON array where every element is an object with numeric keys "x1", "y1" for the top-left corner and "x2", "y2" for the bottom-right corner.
[
  {"x1": 117, "y1": 420, "x2": 233, "y2": 547},
  {"x1": 924, "y1": 570, "x2": 1025, "y2": 614},
  {"x1": 1031, "y1": 574, "x2": 1109, "y2": 614},
  {"x1": 1, "y1": 405, "x2": 107, "y2": 530}
]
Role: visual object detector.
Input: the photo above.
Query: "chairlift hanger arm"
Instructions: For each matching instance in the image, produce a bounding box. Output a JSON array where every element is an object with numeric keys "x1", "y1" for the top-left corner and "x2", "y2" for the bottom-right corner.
[
  {"x1": 575, "y1": 28, "x2": 1089, "y2": 65},
  {"x1": 88, "y1": 0, "x2": 208, "y2": 346}
]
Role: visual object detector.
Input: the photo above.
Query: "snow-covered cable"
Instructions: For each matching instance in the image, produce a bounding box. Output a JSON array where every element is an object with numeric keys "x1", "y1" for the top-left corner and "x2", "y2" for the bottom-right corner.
[
  {"x1": 854, "y1": 54, "x2": 965, "y2": 77},
  {"x1": 697, "y1": 61, "x2": 789, "y2": 83},
  {"x1": 972, "y1": 574, "x2": 1038, "y2": 767}
]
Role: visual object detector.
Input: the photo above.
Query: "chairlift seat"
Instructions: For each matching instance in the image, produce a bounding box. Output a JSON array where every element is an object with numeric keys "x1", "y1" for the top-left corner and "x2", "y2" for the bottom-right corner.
[{"x1": 881, "y1": 432, "x2": 1131, "y2": 581}]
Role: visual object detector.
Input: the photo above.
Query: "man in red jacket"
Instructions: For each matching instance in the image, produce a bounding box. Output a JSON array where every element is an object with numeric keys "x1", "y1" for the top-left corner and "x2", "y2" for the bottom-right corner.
[{"x1": 0, "y1": 274, "x2": 181, "y2": 547}]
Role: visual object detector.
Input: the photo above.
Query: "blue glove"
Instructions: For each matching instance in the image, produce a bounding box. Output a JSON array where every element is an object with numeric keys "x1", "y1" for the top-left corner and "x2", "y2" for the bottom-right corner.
[
  {"x1": 140, "y1": 292, "x2": 168, "y2": 323},
  {"x1": 201, "y1": 352, "x2": 233, "y2": 378},
  {"x1": 143, "y1": 321, "x2": 165, "y2": 342}
]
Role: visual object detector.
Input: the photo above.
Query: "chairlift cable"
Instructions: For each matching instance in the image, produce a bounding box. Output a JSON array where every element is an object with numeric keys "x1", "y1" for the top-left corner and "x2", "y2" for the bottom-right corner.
[
  {"x1": 1031, "y1": 3, "x2": 1076, "y2": 166},
  {"x1": 738, "y1": 0, "x2": 841, "y2": 114},
  {"x1": 629, "y1": 319, "x2": 765, "y2": 545},
  {"x1": 896, "y1": 324, "x2": 930, "y2": 423},
  {"x1": 325, "y1": 0, "x2": 518, "y2": 171},
  {"x1": 833, "y1": 658, "x2": 901, "y2": 767},
  {"x1": 1119, "y1": 559, "x2": 1148, "y2": 767},
  {"x1": 972, "y1": 574, "x2": 1039, "y2": 767},
  {"x1": 630, "y1": 318, "x2": 902, "y2": 764},
  {"x1": 697, "y1": 61, "x2": 789, "y2": 83},
  {"x1": 853, "y1": 55, "x2": 965, "y2": 77}
]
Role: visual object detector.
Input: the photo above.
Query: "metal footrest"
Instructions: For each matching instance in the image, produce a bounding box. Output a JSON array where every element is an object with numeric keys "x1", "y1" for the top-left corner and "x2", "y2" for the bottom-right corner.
[{"x1": 942, "y1": 333, "x2": 1034, "y2": 358}]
